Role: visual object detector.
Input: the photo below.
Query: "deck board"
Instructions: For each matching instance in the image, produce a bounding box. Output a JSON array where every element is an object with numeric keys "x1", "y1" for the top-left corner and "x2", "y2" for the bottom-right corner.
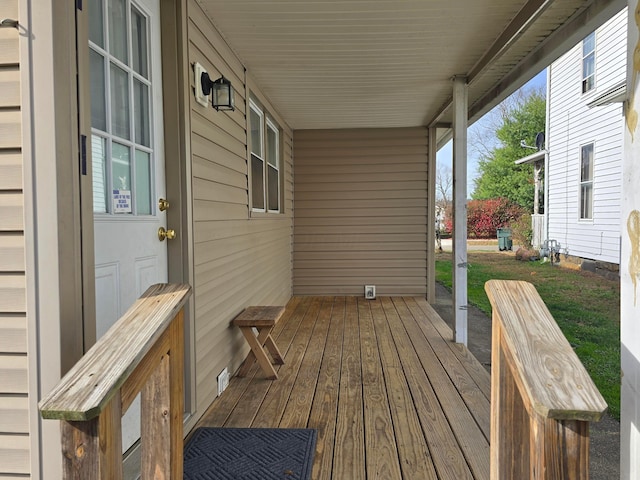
[
  {"x1": 308, "y1": 296, "x2": 344, "y2": 480},
  {"x1": 358, "y1": 298, "x2": 402, "y2": 479},
  {"x1": 333, "y1": 296, "x2": 365, "y2": 479},
  {"x1": 195, "y1": 296, "x2": 490, "y2": 479}
]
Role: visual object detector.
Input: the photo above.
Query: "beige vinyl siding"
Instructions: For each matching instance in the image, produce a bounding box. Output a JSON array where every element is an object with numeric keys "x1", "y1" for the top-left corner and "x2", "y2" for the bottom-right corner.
[
  {"x1": 0, "y1": 29, "x2": 19, "y2": 66},
  {"x1": 0, "y1": 1, "x2": 28, "y2": 476},
  {"x1": 293, "y1": 128, "x2": 428, "y2": 296},
  {"x1": 187, "y1": 0, "x2": 293, "y2": 414}
]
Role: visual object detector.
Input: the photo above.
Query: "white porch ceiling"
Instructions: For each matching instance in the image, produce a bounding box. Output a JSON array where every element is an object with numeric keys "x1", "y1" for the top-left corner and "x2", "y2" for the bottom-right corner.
[{"x1": 195, "y1": 0, "x2": 625, "y2": 130}]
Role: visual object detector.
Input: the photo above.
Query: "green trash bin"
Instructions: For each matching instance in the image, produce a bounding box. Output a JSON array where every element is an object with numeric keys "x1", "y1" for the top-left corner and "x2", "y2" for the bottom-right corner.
[{"x1": 497, "y1": 228, "x2": 513, "y2": 251}]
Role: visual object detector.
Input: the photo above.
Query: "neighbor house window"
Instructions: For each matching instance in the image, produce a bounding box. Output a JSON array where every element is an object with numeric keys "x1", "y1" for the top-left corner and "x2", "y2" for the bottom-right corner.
[
  {"x1": 582, "y1": 32, "x2": 595, "y2": 93},
  {"x1": 580, "y1": 143, "x2": 594, "y2": 219},
  {"x1": 250, "y1": 98, "x2": 281, "y2": 213}
]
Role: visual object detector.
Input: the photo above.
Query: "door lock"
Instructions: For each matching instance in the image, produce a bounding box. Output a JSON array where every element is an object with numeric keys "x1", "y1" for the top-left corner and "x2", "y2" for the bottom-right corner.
[
  {"x1": 158, "y1": 198, "x2": 170, "y2": 212},
  {"x1": 158, "y1": 227, "x2": 176, "y2": 241}
]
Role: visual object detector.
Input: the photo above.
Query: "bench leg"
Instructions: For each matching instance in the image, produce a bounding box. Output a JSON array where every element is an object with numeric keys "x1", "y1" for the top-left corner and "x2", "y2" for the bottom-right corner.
[
  {"x1": 237, "y1": 327, "x2": 278, "y2": 380},
  {"x1": 264, "y1": 334, "x2": 284, "y2": 365}
]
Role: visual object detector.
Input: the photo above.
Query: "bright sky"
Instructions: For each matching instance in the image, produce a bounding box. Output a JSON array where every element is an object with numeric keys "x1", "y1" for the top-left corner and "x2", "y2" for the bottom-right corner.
[{"x1": 436, "y1": 68, "x2": 547, "y2": 195}]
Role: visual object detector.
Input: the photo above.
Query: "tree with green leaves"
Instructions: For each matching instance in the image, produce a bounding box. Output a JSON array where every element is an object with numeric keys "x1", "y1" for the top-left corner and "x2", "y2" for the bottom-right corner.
[{"x1": 472, "y1": 89, "x2": 546, "y2": 212}]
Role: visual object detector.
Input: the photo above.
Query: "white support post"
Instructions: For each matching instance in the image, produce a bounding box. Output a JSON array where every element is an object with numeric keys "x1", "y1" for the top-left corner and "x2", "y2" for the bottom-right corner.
[
  {"x1": 427, "y1": 127, "x2": 437, "y2": 303},
  {"x1": 452, "y1": 76, "x2": 468, "y2": 345},
  {"x1": 621, "y1": 2, "x2": 640, "y2": 477},
  {"x1": 533, "y1": 160, "x2": 541, "y2": 215}
]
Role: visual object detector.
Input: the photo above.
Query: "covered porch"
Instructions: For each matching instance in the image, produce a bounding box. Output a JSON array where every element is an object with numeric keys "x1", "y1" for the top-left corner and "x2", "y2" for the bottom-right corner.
[
  {"x1": 38, "y1": 282, "x2": 606, "y2": 478},
  {"x1": 19, "y1": 0, "x2": 620, "y2": 477},
  {"x1": 197, "y1": 295, "x2": 490, "y2": 479}
]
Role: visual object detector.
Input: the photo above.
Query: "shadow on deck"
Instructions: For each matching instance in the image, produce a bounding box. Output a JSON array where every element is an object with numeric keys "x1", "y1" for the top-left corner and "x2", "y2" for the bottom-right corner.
[{"x1": 196, "y1": 296, "x2": 490, "y2": 480}]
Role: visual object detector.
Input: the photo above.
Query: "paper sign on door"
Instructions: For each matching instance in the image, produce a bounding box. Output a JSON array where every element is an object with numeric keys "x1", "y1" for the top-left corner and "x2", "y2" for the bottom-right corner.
[{"x1": 113, "y1": 190, "x2": 132, "y2": 213}]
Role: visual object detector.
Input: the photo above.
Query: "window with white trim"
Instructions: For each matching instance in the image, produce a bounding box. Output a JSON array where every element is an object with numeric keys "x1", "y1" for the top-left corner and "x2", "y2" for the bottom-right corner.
[
  {"x1": 580, "y1": 143, "x2": 594, "y2": 220},
  {"x1": 582, "y1": 32, "x2": 595, "y2": 94},
  {"x1": 249, "y1": 99, "x2": 281, "y2": 213}
]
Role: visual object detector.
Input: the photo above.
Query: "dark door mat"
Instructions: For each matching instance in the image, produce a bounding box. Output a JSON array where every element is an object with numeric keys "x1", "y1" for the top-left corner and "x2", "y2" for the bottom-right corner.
[{"x1": 183, "y1": 427, "x2": 317, "y2": 479}]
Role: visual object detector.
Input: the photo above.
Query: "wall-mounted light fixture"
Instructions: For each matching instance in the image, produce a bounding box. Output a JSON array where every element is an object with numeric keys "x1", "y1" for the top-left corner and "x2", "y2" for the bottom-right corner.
[{"x1": 201, "y1": 73, "x2": 235, "y2": 111}]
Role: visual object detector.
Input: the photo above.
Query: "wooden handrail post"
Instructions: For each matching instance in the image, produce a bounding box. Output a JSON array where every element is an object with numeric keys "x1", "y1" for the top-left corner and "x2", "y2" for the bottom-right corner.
[
  {"x1": 486, "y1": 280, "x2": 606, "y2": 479},
  {"x1": 141, "y1": 347, "x2": 171, "y2": 477},
  {"x1": 39, "y1": 283, "x2": 191, "y2": 480},
  {"x1": 170, "y1": 309, "x2": 185, "y2": 479},
  {"x1": 60, "y1": 393, "x2": 123, "y2": 479}
]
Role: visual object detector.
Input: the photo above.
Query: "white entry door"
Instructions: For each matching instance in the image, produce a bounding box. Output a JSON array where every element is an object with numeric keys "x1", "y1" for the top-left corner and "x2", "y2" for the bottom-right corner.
[{"x1": 89, "y1": 0, "x2": 168, "y2": 451}]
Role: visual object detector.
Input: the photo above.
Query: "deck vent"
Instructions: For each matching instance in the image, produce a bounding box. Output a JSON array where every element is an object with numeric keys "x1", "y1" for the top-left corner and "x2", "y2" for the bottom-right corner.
[
  {"x1": 217, "y1": 367, "x2": 229, "y2": 396},
  {"x1": 364, "y1": 285, "x2": 376, "y2": 299}
]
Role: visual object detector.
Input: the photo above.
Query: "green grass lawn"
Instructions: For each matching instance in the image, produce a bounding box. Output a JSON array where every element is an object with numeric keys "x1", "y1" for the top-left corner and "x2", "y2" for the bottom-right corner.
[{"x1": 436, "y1": 251, "x2": 621, "y2": 419}]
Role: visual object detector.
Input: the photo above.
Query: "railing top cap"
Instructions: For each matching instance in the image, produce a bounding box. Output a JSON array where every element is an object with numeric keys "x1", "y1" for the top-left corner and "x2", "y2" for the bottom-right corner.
[
  {"x1": 39, "y1": 283, "x2": 192, "y2": 421},
  {"x1": 485, "y1": 279, "x2": 607, "y2": 422}
]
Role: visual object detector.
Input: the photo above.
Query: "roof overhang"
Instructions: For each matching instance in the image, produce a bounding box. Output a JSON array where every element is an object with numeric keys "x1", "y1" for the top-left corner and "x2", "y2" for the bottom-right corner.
[
  {"x1": 587, "y1": 80, "x2": 627, "y2": 107},
  {"x1": 515, "y1": 150, "x2": 547, "y2": 165},
  {"x1": 197, "y1": 0, "x2": 626, "y2": 130}
]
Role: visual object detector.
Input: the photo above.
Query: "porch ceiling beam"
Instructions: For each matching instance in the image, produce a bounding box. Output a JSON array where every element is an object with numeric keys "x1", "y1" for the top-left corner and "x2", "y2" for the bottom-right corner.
[
  {"x1": 429, "y1": 0, "x2": 626, "y2": 128},
  {"x1": 466, "y1": 0, "x2": 554, "y2": 84},
  {"x1": 428, "y1": 0, "x2": 552, "y2": 128},
  {"x1": 469, "y1": 0, "x2": 626, "y2": 121}
]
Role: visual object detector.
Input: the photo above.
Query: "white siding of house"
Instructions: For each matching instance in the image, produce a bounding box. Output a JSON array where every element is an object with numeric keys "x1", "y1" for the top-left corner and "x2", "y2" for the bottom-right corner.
[{"x1": 547, "y1": 9, "x2": 626, "y2": 265}]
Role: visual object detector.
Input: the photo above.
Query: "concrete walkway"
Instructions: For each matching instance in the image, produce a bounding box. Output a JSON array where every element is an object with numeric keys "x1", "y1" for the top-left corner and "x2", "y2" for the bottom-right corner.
[
  {"x1": 431, "y1": 282, "x2": 620, "y2": 480},
  {"x1": 438, "y1": 238, "x2": 503, "y2": 252}
]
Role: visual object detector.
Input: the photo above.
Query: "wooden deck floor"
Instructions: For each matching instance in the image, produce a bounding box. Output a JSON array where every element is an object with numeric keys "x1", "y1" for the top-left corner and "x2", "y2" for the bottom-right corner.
[{"x1": 196, "y1": 296, "x2": 491, "y2": 479}]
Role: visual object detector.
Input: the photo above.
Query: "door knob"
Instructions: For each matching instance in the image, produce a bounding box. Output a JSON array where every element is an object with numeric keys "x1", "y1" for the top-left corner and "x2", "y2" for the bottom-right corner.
[
  {"x1": 158, "y1": 198, "x2": 170, "y2": 211},
  {"x1": 158, "y1": 227, "x2": 176, "y2": 241}
]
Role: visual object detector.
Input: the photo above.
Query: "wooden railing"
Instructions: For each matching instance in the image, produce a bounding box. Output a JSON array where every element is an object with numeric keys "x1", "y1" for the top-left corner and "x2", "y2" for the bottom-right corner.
[
  {"x1": 485, "y1": 280, "x2": 607, "y2": 479},
  {"x1": 39, "y1": 283, "x2": 192, "y2": 479}
]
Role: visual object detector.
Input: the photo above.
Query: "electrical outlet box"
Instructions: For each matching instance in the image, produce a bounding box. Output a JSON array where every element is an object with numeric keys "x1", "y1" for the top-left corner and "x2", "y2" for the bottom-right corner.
[
  {"x1": 364, "y1": 285, "x2": 376, "y2": 299},
  {"x1": 217, "y1": 367, "x2": 229, "y2": 396},
  {"x1": 193, "y1": 62, "x2": 209, "y2": 107}
]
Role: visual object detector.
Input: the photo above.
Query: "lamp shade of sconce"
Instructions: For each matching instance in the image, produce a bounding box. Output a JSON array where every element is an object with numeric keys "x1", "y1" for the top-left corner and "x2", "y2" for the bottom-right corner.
[
  {"x1": 201, "y1": 72, "x2": 235, "y2": 111},
  {"x1": 212, "y1": 76, "x2": 235, "y2": 111}
]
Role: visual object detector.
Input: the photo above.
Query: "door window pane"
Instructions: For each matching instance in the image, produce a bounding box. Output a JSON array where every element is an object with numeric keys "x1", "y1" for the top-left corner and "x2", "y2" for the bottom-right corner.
[
  {"x1": 111, "y1": 63, "x2": 130, "y2": 139},
  {"x1": 251, "y1": 155, "x2": 265, "y2": 210},
  {"x1": 109, "y1": 0, "x2": 128, "y2": 64},
  {"x1": 90, "y1": 50, "x2": 107, "y2": 131},
  {"x1": 88, "y1": 0, "x2": 104, "y2": 48},
  {"x1": 134, "y1": 79, "x2": 150, "y2": 147},
  {"x1": 131, "y1": 7, "x2": 148, "y2": 78},
  {"x1": 135, "y1": 150, "x2": 152, "y2": 214},
  {"x1": 92, "y1": 136, "x2": 108, "y2": 213},
  {"x1": 112, "y1": 142, "x2": 131, "y2": 196}
]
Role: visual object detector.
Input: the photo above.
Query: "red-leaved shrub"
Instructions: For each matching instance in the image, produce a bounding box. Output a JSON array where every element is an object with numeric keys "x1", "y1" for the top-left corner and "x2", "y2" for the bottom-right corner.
[{"x1": 444, "y1": 198, "x2": 524, "y2": 239}]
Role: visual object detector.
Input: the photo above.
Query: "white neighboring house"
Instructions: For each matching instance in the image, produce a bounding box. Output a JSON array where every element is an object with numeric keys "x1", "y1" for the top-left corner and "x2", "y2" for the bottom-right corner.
[{"x1": 544, "y1": 8, "x2": 626, "y2": 275}]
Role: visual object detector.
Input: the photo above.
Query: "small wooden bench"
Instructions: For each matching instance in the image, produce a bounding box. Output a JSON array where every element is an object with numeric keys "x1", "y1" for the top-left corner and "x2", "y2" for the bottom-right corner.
[{"x1": 233, "y1": 306, "x2": 285, "y2": 380}]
